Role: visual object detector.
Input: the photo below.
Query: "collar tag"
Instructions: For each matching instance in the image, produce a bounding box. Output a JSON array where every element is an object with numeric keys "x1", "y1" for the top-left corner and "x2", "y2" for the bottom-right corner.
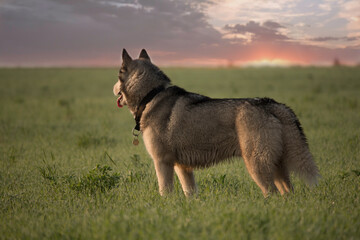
[
  {"x1": 132, "y1": 127, "x2": 141, "y2": 146},
  {"x1": 132, "y1": 137, "x2": 139, "y2": 146}
]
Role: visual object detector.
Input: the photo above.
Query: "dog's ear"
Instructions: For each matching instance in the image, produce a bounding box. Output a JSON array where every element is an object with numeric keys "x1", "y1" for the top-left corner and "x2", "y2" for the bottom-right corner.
[
  {"x1": 122, "y1": 49, "x2": 132, "y2": 66},
  {"x1": 139, "y1": 49, "x2": 151, "y2": 62}
]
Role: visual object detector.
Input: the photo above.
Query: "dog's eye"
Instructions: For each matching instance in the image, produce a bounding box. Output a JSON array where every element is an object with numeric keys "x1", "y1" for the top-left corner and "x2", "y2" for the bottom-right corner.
[{"x1": 120, "y1": 68, "x2": 127, "y2": 74}]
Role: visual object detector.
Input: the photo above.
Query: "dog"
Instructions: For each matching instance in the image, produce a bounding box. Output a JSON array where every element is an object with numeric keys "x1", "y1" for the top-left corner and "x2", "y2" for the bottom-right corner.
[{"x1": 113, "y1": 49, "x2": 319, "y2": 197}]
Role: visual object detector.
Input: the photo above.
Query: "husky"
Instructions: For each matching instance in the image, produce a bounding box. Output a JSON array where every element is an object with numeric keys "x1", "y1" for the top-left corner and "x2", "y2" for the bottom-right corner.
[{"x1": 113, "y1": 49, "x2": 319, "y2": 197}]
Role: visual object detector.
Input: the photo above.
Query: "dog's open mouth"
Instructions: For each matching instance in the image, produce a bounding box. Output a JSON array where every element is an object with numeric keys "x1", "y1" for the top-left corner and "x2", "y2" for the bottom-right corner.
[{"x1": 117, "y1": 94, "x2": 123, "y2": 108}]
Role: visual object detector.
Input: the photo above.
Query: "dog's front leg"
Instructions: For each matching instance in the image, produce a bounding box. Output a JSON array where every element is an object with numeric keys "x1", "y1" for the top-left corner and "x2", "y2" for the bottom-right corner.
[
  {"x1": 174, "y1": 165, "x2": 197, "y2": 197},
  {"x1": 153, "y1": 160, "x2": 174, "y2": 196}
]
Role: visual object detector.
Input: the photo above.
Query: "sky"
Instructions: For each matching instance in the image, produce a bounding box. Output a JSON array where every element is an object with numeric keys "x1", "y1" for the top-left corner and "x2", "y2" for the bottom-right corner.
[{"x1": 0, "y1": 0, "x2": 359, "y2": 67}]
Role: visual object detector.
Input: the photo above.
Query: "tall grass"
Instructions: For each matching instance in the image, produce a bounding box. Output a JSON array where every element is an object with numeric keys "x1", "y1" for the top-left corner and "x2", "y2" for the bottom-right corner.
[{"x1": 0, "y1": 67, "x2": 359, "y2": 239}]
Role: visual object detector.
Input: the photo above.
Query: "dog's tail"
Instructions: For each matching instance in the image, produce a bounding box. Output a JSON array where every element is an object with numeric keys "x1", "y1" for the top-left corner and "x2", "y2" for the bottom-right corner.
[{"x1": 269, "y1": 104, "x2": 320, "y2": 186}]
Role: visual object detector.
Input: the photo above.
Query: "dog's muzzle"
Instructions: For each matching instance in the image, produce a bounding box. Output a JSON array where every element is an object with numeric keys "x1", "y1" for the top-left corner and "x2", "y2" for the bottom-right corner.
[
  {"x1": 113, "y1": 82, "x2": 123, "y2": 108},
  {"x1": 117, "y1": 94, "x2": 123, "y2": 108}
]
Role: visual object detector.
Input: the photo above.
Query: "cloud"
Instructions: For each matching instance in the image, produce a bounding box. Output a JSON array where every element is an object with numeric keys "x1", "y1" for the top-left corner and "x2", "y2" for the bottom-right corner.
[
  {"x1": 0, "y1": 0, "x2": 222, "y2": 66},
  {"x1": 338, "y1": 0, "x2": 360, "y2": 31},
  {"x1": 318, "y1": 3, "x2": 332, "y2": 11},
  {"x1": 309, "y1": 36, "x2": 360, "y2": 42},
  {"x1": 263, "y1": 20, "x2": 285, "y2": 29},
  {"x1": 223, "y1": 21, "x2": 289, "y2": 42},
  {"x1": 99, "y1": 1, "x2": 154, "y2": 12}
]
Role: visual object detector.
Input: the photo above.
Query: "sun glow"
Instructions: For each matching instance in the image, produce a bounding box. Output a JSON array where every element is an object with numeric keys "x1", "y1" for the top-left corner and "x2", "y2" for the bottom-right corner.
[{"x1": 240, "y1": 58, "x2": 295, "y2": 67}]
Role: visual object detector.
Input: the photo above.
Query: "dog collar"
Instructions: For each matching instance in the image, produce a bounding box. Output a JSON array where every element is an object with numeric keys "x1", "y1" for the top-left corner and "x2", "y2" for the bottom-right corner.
[{"x1": 132, "y1": 85, "x2": 166, "y2": 144}]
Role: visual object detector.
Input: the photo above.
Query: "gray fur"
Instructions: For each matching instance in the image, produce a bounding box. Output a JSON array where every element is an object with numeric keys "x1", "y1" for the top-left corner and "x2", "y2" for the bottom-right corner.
[{"x1": 113, "y1": 49, "x2": 320, "y2": 197}]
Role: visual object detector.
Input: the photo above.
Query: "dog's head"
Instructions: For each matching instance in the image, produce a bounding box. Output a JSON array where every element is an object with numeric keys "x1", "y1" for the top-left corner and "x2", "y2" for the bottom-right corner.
[{"x1": 113, "y1": 49, "x2": 170, "y2": 113}]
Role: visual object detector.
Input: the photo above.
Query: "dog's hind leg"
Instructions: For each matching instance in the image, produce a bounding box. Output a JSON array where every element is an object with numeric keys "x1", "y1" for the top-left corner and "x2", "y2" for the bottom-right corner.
[
  {"x1": 154, "y1": 160, "x2": 174, "y2": 196},
  {"x1": 236, "y1": 104, "x2": 283, "y2": 197},
  {"x1": 174, "y1": 164, "x2": 197, "y2": 197},
  {"x1": 242, "y1": 157, "x2": 278, "y2": 197},
  {"x1": 273, "y1": 162, "x2": 293, "y2": 195}
]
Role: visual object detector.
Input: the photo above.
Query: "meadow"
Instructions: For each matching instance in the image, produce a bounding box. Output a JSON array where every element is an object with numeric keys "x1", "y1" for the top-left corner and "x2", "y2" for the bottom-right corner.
[{"x1": 0, "y1": 66, "x2": 359, "y2": 239}]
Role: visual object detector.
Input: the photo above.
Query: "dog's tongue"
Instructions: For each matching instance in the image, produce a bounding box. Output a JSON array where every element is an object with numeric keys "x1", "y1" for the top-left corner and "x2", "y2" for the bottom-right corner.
[{"x1": 117, "y1": 96, "x2": 123, "y2": 108}]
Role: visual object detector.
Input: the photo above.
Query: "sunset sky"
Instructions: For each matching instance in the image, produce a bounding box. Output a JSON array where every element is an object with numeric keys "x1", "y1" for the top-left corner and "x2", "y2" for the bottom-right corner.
[{"x1": 1, "y1": 0, "x2": 359, "y2": 67}]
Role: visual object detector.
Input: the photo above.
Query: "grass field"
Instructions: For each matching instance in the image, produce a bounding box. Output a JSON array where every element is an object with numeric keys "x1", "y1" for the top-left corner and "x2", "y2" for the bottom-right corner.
[{"x1": 0, "y1": 67, "x2": 359, "y2": 239}]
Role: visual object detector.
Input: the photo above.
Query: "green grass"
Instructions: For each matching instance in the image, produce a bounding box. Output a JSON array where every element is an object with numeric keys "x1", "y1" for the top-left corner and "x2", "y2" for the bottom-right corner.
[{"x1": 0, "y1": 67, "x2": 359, "y2": 239}]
